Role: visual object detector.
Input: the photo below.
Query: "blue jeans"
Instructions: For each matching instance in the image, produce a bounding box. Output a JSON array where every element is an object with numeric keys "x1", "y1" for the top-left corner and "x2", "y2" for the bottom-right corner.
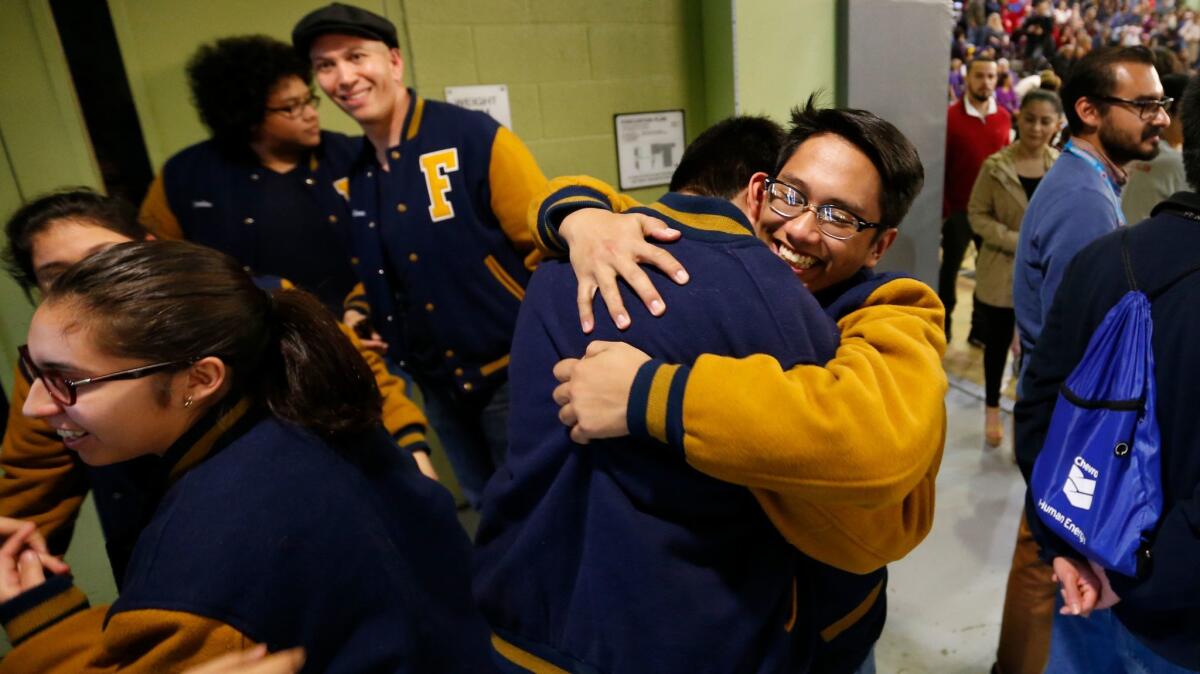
[
  {"x1": 414, "y1": 376, "x2": 510, "y2": 511},
  {"x1": 853, "y1": 646, "x2": 876, "y2": 674},
  {"x1": 1044, "y1": 599, "x2": 1197, "y2": 673}
]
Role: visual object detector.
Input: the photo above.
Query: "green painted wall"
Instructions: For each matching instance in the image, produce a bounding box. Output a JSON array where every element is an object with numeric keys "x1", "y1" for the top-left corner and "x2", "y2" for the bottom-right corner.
[
  {"x1": 733, "y1": 0, "x2": 838, "y2": 122},
  {"x1": 0, "y1": 0, "x2": 102, "y2": 400}
]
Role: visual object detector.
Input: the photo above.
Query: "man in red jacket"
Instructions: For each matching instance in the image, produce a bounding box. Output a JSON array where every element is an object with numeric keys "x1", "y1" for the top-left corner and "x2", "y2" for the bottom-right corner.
[{"x1": 940, "y1": 57, "x2": 1011, "y2": 342}]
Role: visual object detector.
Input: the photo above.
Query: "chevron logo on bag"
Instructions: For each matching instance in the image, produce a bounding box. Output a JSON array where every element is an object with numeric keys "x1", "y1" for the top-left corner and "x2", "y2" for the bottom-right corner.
[{"x1": 1062, "y1": 464, "x2": 1096, "y2": 510}]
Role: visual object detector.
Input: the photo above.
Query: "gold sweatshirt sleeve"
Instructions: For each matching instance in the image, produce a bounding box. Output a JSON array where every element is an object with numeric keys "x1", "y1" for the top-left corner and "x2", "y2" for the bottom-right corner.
[
  {"x1": 488, "y1": 126, "x2": 548, "y2": 271},
  {"x1": 0, "y1": 579, "x2": 254, "y2": 673},
  {"x1": 679, "y1": 278, "x2": 947, "y2": 506},
  {"x1": 526, "y1": 175, "x2": 643, "y2": 258},
  {"x1": 335, "y1": 323, "x2": 429, "y2": 450},
  {"x1": 0, "y1": 363, "x2": 87, "y2": 556},
  {"x1": 137, "y1": 173, "x2": 184, "y2": 240}
]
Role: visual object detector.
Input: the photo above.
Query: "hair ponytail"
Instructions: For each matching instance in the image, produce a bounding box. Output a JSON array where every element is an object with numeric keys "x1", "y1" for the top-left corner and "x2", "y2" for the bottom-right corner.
[
  {"x1": 46, "y1": 240, "x2": 382, "y2": 441},
  {"x1": 258, "y1": 289, "x2": 381, "y2": 438}
]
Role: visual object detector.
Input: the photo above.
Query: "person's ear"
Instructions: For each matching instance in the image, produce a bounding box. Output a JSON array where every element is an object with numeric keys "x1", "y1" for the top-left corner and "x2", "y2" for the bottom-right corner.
[
  {"x1": 1075, "y1": 96, "x2": 1103, "y2": 132},
  {"x1": 745, "y1": 172, "x2": 770, "y2": 223},
  {"x1": 862, "y1": 228, "x2": 899, "y2": 269},
  {"x1": 182, "y1": 356, "x2": 227, "y2": 407},
  {"x1": 388, "y1": 48, "x2": 405, "y2": 86}
]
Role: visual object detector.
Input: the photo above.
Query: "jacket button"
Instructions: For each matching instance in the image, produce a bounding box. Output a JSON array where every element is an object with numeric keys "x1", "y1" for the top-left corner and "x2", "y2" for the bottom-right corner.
[
  {"x1": 454, "y1": 368, "x2": 464, "y2": 376},
  {"x1": 351, "y1": 257, "x2": 359, "y2": 265},
  {"x1": 444, "y1": 349, "x2": 454, "y2": 358},
  {"x1": 396, "y1": 203, "x2": 407, "y2": 213},
  {"x1": 243, "y1": 266, "x2": 252, "y2": 272},
  {"x1": 368, "y1": 221, "x2": 377, "y2": 228},
  {"x1": 408, "y1": 253, "x2": 418, "y2": 262},
  {"x1": 304, "y1": 178, "x2": 315, "y2": 186},
  {"x1": 328, "y1": 215, "x2": 338, "y2": 223},
  {"x1": 386, "y1": 315, "x2": 395, "y2": 322},
  {"x1": 425, "y1": 302, "x2": 435, "y2": 312},
  {"x1": 367, "y1": 170, "x2": 373, "y2": 178},
  {"x1": 250, "y1": 173, "x2": 259, "y2": 181},
  {"x1": 390, "y1": 150, "x2": 401, "y2": 160},
  {"x1": 243, "y1": 217, "x2": 254, "y2": 225},
  {"x1": 378, "y1": 268, "x2": 385, "y2": 275},
  {"x1": 463, "y1": 382, "x2": 474, "y2": 392}
]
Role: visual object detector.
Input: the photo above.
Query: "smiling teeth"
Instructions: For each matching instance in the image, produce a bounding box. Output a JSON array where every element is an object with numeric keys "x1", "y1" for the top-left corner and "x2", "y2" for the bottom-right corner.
[
  {"x1": 56, "y1": 429, "x2": 86, "y2": 440},
  {"x1": 777, "y1": 245, "x2": 818, "y2": 270}
]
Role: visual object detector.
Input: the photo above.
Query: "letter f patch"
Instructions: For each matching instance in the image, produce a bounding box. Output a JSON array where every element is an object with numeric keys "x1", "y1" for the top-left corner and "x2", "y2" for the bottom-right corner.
[{"x1": 419, "y1": 148, "x2": 460, "y2": 222}]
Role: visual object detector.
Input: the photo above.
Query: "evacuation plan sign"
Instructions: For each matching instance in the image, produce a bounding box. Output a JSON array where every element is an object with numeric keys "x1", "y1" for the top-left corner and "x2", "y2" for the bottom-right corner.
[{"x1": 614, "y1": 110, "x2": 685, "y2": 190}]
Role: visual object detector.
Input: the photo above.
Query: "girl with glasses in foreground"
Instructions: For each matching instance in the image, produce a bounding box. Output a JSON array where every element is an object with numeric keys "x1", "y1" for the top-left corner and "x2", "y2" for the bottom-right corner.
[{"x1": 1, "y1": 241, "x2": 493, "y2": 673}]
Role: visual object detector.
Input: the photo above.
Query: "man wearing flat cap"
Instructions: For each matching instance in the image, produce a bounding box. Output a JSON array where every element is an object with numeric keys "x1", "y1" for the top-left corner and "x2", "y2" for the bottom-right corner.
[{"x1": 294, "y1": 3, "x2": 547, "y2": 510}]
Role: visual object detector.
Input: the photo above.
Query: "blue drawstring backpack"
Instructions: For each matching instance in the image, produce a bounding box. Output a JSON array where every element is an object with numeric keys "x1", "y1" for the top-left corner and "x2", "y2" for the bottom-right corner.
[{"x1": 1030, "y1": 232, "x2": 1163, "y2": 577}]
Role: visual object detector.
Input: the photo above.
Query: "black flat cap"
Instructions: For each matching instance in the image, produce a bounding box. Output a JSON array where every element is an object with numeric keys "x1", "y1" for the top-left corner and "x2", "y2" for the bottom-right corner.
[{"x1": 292, "y1": 3, "x2": 399, "y2": 56}]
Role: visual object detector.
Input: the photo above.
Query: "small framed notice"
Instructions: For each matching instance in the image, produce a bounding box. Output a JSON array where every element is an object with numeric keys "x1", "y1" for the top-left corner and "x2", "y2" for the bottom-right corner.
[
  {"x1": 613, "y1": 110, "x2": 686, "y2": 190},
  {"x1": 444, "y1": 84, "x2": 513, "y2": 129}
]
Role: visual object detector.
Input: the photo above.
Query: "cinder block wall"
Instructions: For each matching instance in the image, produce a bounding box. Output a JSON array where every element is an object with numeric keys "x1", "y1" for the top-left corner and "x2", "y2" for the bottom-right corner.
[{"x1": 400, "y1": 0, "x2": 708, "y2": 203}]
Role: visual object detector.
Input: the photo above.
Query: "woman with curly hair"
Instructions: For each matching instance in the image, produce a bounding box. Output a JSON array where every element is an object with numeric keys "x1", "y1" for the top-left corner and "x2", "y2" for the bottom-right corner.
[{"x1": 138, "y1": 35, "x2": 360, "y2": 317}]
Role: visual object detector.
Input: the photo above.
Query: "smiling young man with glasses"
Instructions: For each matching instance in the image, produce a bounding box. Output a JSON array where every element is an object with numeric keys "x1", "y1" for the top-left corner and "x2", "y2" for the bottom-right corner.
[
  {"x1": 138, "y1": 35, "x2": 360, "y2": 315},
  {"x1": 477, "y1": 102, "x2": 945, "y2": 673}
]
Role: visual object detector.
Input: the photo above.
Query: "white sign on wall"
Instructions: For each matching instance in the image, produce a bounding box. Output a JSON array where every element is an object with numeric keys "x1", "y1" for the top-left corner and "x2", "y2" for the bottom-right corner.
[
  {"x1": 614, "y1": 110, "x2": 686, "y2": 190},
  {"x1": 444, "y1": 84, "x2": 513, "y2": 129}
]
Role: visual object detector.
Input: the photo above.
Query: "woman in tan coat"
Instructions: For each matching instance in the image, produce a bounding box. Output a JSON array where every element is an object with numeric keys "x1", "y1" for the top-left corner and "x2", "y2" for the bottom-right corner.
[{"x1": 968, "y1": 89, "x2": 1062, "y2": 447}]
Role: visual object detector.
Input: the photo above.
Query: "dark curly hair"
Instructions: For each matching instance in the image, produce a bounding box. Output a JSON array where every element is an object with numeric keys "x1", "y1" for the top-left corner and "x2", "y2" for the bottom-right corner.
[{"x1": 187, "y1": 35, "x2": 312, "y2": 153}]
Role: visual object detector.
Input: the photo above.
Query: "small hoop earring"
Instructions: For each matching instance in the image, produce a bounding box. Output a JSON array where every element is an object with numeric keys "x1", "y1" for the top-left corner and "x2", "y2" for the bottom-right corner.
[{"x1": 183, "y1": 395, "x2": 193, "y2": 409}]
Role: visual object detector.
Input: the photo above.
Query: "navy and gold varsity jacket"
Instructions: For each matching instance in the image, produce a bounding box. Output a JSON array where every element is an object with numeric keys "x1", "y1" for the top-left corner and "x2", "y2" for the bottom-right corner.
[
  {"x1": 139, "y1": 132, "x2": 360, "y2": 314},
  {"x1": 529, "y1": 178, "x2": 948, "y2": 673},
  {"x1": 337, "y1": 90, "x2": 546, "y2": 396},
  {"x1": 0, "y1": 401, "x2": 495, "y2": 673},
  {"x1": 474, "y1": 192, "x2": 840, "y2": 673}
]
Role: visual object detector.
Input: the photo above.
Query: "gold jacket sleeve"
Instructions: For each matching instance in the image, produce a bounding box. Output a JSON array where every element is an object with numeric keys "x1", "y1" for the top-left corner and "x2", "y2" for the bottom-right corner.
[
  {"x1": 680, "y1": 279, "x2": 947, "y2": 571},
  {"x1": 0, "y1": 587, "x2": 254, "y2": 673},
  {"x1": 0, "y1": 363, "x2": 87, "y2": 556},
  {"x1": 488, "y1": 126, "x2": 548, "y2": 271},
  {"x1": 335, "y1": 324, "x2": 428, "y2": 446},
  {"x1": 525, "y1": 174, "x2": 642, "y2": 257},
  {"x1": 137, "y1": 173, "x2": 184, "y2": 240}
]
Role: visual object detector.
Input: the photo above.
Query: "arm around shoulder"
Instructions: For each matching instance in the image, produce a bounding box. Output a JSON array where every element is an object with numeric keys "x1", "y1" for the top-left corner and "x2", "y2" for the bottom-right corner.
[{"x1": 642, "y1": 278, "x2": 947, "y2": 508}]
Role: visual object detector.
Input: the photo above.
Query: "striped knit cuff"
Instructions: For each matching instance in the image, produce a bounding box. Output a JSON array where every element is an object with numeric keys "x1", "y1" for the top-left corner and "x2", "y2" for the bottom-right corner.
[
  {"x1": 0, "y1": 574, "x2": 89, "y2": 646},
  {"x1": 626, "y1": 359, "x2": 691, "y2": 455},
  {"x1": 394, "y1": 424, "x2": 430, "y2": 455},
  {"x1": 536, "y1": 185, "x2": 614, "y2": 256}
]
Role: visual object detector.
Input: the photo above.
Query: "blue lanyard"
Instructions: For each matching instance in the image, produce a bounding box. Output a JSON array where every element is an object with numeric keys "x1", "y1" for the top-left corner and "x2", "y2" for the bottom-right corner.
[{"x1": 1063, "y1": 140, "x2": 1126, "y2": 226}]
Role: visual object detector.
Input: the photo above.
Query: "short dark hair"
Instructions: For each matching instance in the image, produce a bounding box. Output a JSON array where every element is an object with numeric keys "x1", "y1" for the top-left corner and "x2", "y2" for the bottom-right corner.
[
  {"x1": 1061, "y1": 46, "x2": 1156, "y2": 134},
  {"x1": 3, "y1": 188, "x2": 145, "y2": 298},
  {"x1": 776, "y1": 95, "x2": 925, "y2": 231},
  {"x1": 668, "y1": 116, "x2": 785, "y2": 199},
  {"x1": 1020, "y1": 89, "x2": 1063, "y2": 115},
  {"x1": 187, "y1": 35, "x2": 312, "y2": 154},
  {"x1": 967, "y1": 57, "x2": 997, "y2": 72},
  {"x1": 1161, "y1": 73, "x2": 1188, "y2": 117},
  {"x1": 1179, "y1": 75, "x2": 1200, "y2": 191},
  {"x1": 47, "y1": 241, "x2": 382, "y2": 441}
]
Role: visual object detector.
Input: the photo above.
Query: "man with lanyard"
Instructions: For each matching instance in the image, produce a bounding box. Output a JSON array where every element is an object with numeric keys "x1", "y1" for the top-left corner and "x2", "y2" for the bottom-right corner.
[
  {"x1": 292, "y1": 4, "x2": 548, "y2": 509},
  {"x1": 525, "y1": 100, "x2": 944, "y2": 674},
  {"x1": 1010, "y1": 45, "x2": 1169, "y2": 672},
  {"x1": 1012, "y1": 77, "x2": 1200, "y2": 672},
  {"x1": 940, "y1": 57, "x2": 1011, "y2": 342},
  {"x1": 139, "y1": 35, "x2": 359, "y2": 316}
]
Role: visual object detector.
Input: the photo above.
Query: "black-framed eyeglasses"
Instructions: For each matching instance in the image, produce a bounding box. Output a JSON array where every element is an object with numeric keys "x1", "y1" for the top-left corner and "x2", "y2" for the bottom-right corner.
[
  {"x1": 1093, "y1": 95, "x2": 1173, "y2": 121},
  {"x1": 763, "y1": 177, "x2": 885, "y2": 240},
  {"x1": 18, "y1": 345, "x2": 195, "y2": 407},
  {"x1": 265, "y1": 93, "x2": 321, "y2": 119}
]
